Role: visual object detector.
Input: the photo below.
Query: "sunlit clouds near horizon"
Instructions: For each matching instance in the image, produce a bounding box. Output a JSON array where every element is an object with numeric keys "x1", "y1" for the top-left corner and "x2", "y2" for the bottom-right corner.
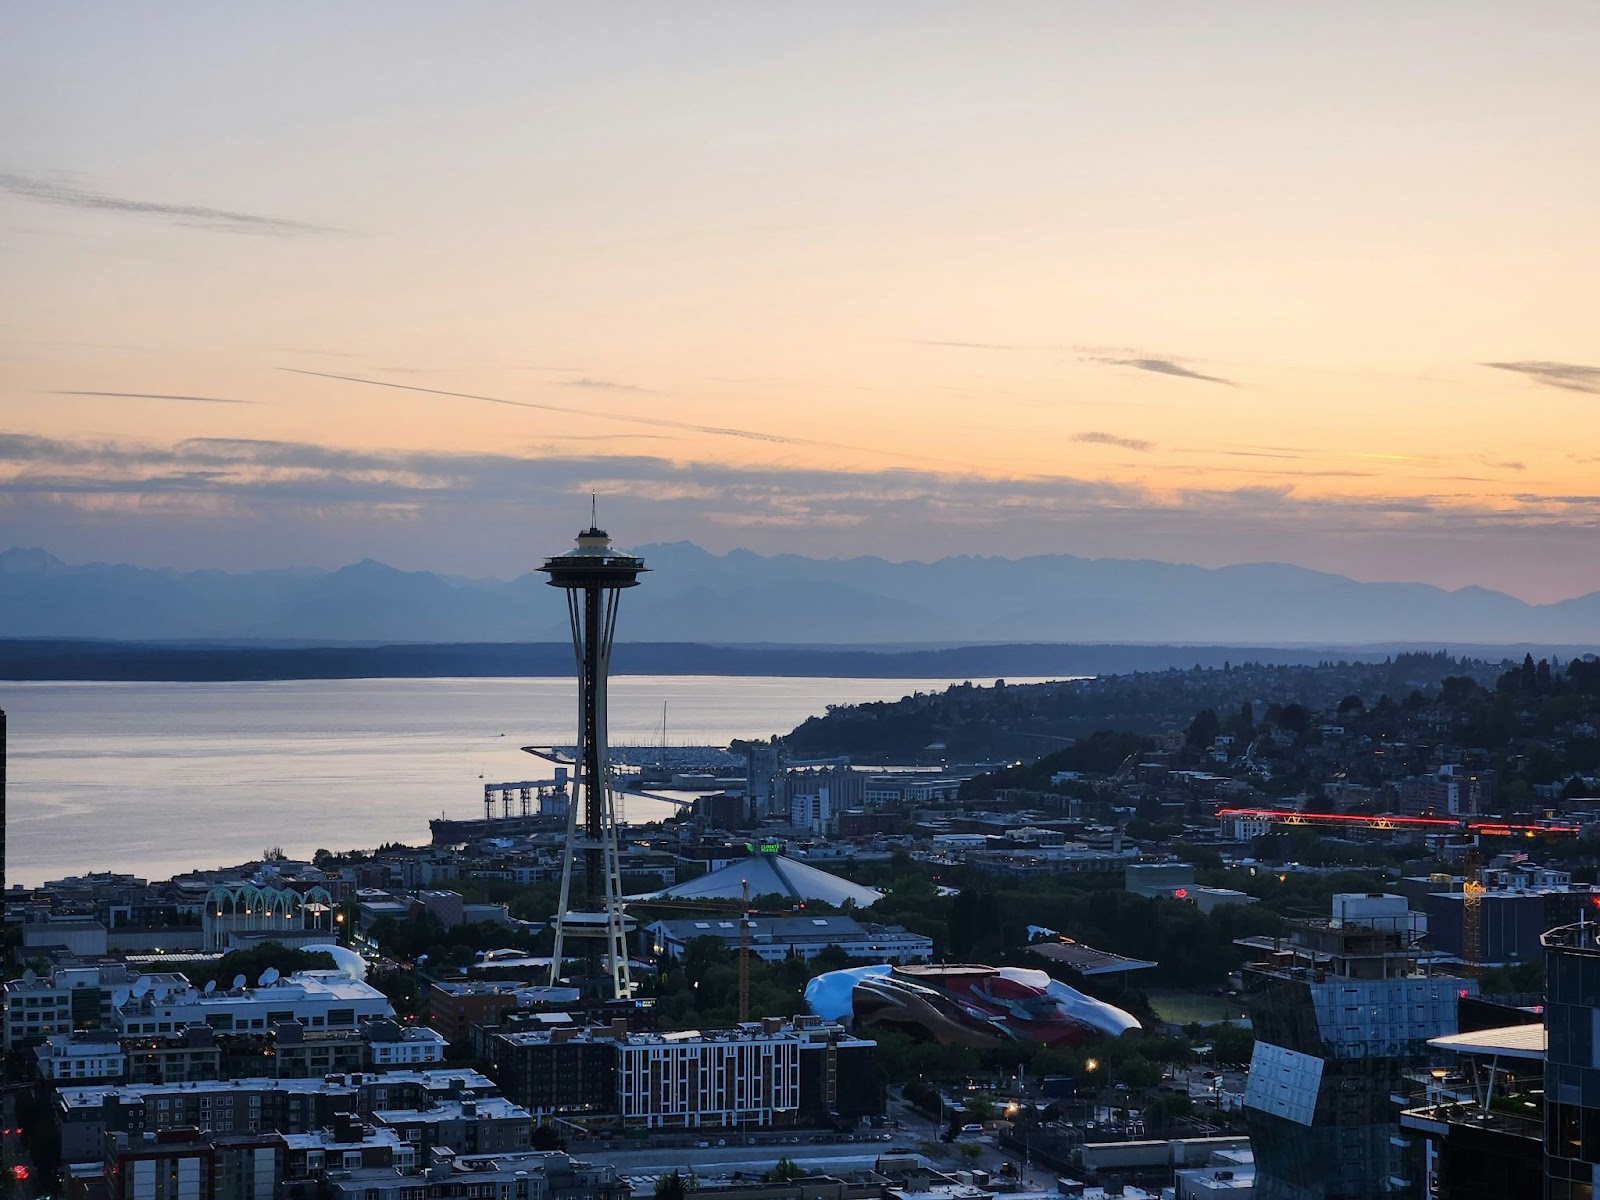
[{"x1": 2, "y1": 3, "x2": 1598, "y2": 602}]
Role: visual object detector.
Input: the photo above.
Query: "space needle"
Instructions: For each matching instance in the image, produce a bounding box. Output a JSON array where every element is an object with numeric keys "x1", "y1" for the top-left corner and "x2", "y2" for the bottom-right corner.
[{"x1": 541, "y1": 511, "x2": 647, "y2": 999}]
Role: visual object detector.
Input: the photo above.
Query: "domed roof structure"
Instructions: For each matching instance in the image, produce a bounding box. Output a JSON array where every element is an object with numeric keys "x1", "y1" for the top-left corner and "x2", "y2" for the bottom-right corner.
[{"x1": 631, "y1": 854, "x2": 881, "y2": 908}]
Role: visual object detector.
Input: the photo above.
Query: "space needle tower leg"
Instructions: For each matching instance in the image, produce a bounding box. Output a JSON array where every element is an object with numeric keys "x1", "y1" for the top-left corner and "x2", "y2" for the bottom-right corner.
[{"x1": 541, "y1": 520, "x2": 646, "y2": 1000}]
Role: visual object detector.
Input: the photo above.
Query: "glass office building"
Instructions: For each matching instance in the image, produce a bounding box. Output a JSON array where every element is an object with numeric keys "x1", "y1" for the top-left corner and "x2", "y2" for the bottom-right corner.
[{"x1": 1241, "y1": 894, "x2": 1475, "y2": 1199}]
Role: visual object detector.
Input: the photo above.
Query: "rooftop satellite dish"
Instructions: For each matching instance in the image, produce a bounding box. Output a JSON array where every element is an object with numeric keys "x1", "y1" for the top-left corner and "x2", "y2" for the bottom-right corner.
[
  {"x1": 203, "y1": 980, "x2": 216, "y2": 995},
  {"x1": 260, "y1": 967, "x2": 280, "y2": 986},
  {"x1": 22, "y1": 969, "x2": 36, "y2": 985},
  {"x1": 132, "y1": 977, "x2": 152, "y2": 997},
  {"x1": 232, "y1": 974, "x2": 247, "y2": 990},
  {"x1": 111, "y1": 987, "x2": 130, "y2": 1009}
]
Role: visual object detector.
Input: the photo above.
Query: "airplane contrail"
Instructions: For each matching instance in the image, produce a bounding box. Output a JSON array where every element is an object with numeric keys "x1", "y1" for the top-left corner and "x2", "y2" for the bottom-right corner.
[{"x1": 278, "y1": 367, "x2": 941, "y2": 465}]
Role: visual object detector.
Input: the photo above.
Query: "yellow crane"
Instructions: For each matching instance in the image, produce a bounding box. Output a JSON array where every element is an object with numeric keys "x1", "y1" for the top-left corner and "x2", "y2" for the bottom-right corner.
[
  {"x1": 632, "y1": 884, "x2": 793, "y2": 1022},
  {"x1": 1462, "y1": 846, "x2": 1484, "y2": 977},
  {"x1": 739, "y1": 879, "x2": 752, "y2": 1023}
]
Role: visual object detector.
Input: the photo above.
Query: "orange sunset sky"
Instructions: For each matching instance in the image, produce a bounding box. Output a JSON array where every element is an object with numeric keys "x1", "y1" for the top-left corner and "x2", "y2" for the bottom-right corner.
[{"x1": 2, "y1": 3, "x2": 1598, "y2": 601}]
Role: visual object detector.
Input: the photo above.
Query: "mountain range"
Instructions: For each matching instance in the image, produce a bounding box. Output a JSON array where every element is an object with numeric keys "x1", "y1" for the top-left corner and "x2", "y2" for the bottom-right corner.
[{"x1": 3, "y1": 544, "x2": 1599, "y2": 646}]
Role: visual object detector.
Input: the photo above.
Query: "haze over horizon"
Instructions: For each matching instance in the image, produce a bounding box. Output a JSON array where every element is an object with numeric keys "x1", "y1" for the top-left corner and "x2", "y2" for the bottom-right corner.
[
  {"x1": 4, "y1": 4, "x2": 1599, "y2": 603},
  {"x1": 8, "y1": 538, "x2": 1600, "y2": 606},
  {"x1": 7, "y1": 541, "x2": 1600, "y2": 647}
]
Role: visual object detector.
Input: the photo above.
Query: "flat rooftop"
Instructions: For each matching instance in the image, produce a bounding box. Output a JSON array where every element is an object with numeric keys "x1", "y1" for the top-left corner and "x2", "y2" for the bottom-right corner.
[
  {"x1": 1026, "y1": 941, "x2": 1157, "y2": 976},
  {"x1": 56, "y1": 1069, "x2": 497, "y2": 1110},
  {"x1": 1429, "y1": 1023, "x2": 1546, "y2": 1061}
]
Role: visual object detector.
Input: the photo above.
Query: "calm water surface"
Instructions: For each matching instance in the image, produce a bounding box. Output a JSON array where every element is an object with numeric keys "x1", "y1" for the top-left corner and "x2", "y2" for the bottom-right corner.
[{"x1": 3, "y1": 676, "x2": 1049, "y2": 885}]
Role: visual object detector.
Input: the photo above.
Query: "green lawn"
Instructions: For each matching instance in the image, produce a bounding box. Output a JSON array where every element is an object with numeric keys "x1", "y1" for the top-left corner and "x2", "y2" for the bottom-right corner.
[{"x1": 1145, "y1": 990, "x2": 1250, "y2": 1025}]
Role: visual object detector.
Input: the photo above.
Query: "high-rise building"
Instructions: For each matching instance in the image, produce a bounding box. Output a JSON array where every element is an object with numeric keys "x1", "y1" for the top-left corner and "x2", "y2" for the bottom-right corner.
[
  {"x1": 1396, "y1": 1020, "x2": 1545, "y2": 1200},
  {"x1": 1543, "y1": 920, "x2": 1600, "y2": 1199},
  {"x1": 540, "y1": 523, "x2": 647, "y2": 1001},
  {"x1": 1240, "y1": 893, "x2": 1475, "y2": 1199}
]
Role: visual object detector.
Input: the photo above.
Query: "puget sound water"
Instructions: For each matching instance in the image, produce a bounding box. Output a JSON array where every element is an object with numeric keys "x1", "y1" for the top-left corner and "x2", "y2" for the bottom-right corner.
[{"x1": 2, "y1": 675, "x2": 1050, "y2": 886}]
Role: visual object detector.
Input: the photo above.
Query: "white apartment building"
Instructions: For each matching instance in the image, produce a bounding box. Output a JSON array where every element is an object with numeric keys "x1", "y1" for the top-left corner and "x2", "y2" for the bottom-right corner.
[
  {"x1": 111, "y1": 971, "x2": 392, "y2": 1037},
  {"x1": 35, "y1": 1032, "x2": 127, "y2": 1082},
  {"x1": 2, "y1": 965, "x2": 180, "y2": 1050},
  {"x1": 614, "y1": 1027, "x2": 801, "y2": 1129},
  {"x1": 789, "y1": 786, "x2": 840, "y2": 834},
  {"x1": 365, "y1": 1020, "x2": 448, "y2": 1066}
]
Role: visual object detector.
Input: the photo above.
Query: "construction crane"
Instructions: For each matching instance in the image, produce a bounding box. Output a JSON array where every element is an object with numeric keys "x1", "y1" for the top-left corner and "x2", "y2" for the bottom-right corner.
[
  {"x1": 631, "y1": 890, "x2": 808, "y2": 1022},
  {"x1": 738, "y1": 879, "x2": 752, "y2": 1023},
  {"x1": 1220, "y1": 807, "x2": 1568, "y2": 977},
  {"x1": 1462, "y1": 846, "x2": 1485, "y2": 977}
]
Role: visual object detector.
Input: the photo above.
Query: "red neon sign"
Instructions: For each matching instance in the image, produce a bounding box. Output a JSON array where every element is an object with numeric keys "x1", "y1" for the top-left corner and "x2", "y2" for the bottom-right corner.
[{"x1": 1216, "y1": 808, "x2": 1579, "y2": 837}]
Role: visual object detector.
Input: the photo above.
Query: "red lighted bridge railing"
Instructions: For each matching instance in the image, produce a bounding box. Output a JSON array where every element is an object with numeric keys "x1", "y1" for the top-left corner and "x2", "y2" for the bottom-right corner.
[{"x1": 1215, "y1": 808, "x2": 1581, "y2": 837}]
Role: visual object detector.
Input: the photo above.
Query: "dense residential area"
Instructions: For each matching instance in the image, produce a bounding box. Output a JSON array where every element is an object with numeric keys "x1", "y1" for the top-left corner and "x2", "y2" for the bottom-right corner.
[{"x1": 6, "y1": 652, "x2": 1600, "y2": 1199}]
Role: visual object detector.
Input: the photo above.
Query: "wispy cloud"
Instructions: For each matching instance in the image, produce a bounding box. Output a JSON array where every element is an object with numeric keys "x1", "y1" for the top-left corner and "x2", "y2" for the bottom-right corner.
[
  {"x1": 7, "y1": 432, "x2": 1600, "y2": 601},
  {"x1": 7, "y1": 431, "x2": 1597, "y2": 535},
  {"x1": 278, "y1": 368, "x2": 951, "y2": 466},
  {"x1": 532, "y1": 434, "x2": 671, "y2": 443},
  {"x1": 912, "y1": 339, "x2": 1032, "y2": 351},
  {"x1": 1073, "y1": 431, "x2": 1154, "y2": 452},
  {"x1": 1096, "y1": 357, "x2": 1237, "y2": 386},
  {"x1": 1483, "y1": 361, "x2": 1600, "y2": 394},
  {"x1": 47, "y1": 390, "x2": 258, "y2": 406},
  {"x1": 558, "y1": 378, "x2": 657, "y2": 394},
  {"x1": 0, "y1": 171, "x2": 335, "y2": 236},
  {"x1": 911, "y1": 339, "x2": 1241, "y2": 388}
]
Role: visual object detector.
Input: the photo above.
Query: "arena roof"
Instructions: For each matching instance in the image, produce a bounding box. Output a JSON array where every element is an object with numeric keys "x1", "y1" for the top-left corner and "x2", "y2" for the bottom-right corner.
[{"x1": 632, "y1": 855, "x2": 882, "y2": 908}]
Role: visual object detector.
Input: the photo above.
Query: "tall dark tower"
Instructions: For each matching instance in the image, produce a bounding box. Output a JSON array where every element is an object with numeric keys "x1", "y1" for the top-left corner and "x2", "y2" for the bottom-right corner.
[{"x1": 541, "y1": 521, "x2": 647, "y2": 1000}]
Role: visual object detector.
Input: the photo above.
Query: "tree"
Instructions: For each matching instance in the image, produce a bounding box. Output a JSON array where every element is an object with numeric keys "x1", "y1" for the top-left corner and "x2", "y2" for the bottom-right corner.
[
  {"x1": 767, "y1": 1158, "x2": 806, "y2": 1183},
  {"x1": 530, "y1": 1126, "x2": 566, "y2": 1151},
  {"x1": 1206, "y1": 1023, "x2": 1255, "y2": 1065},
  {"x1": 655, "y1": 1172, "x2": 688, "y2": 1200},
  {"x1": 809, "y1": 943, "x2": 852, "y2": 974},
  {"x1": 1186, "y1": 709, "x2": 1221, "y2": 749},
  {"x1": 1228, "y1": 702, "x2": 1255, "y2": 741},
  {"x1": 1265, "y1": 702, "x2": 1311, "y2": 735},
  {"x1": 186, "y1": 944, "x2": 336, "y2": 992},
  {"x1": 962, "y1": 1094, "x2": 996, "y2": 1123}
]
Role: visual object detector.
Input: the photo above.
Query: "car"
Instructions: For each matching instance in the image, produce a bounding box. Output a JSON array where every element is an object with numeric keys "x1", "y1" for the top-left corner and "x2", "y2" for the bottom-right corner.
[{"x1": 961, "y1": 1123, "x2": 984, "y2": 1134}]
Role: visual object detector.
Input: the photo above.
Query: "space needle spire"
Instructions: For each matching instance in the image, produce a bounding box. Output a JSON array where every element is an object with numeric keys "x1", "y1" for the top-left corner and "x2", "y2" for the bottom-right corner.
[{"x1": 540, "y1": 512, "x2": 647, "y2": 999}]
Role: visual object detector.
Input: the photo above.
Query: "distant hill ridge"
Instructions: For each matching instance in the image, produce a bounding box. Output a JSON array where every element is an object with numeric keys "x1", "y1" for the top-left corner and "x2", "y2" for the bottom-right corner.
[{"x1": 3, "y1": 543, "x2": 1599, "y2": 645}]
